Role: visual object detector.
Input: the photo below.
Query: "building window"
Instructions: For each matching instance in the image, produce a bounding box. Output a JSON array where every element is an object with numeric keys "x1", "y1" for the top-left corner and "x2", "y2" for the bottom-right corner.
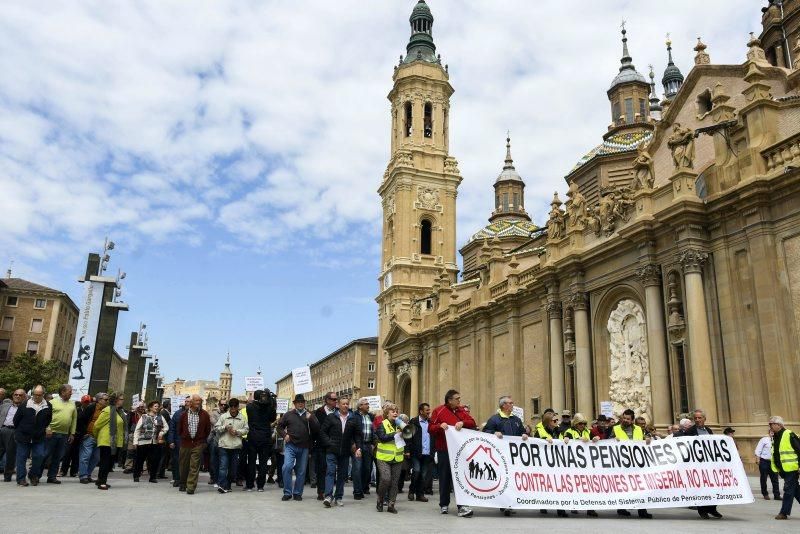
[
  {"x1": 368, "y1": 362, "x2": 376, "y2": 372},
  {"x1": 420, "y1": 219, "x2": 432, "y2": 255},
  {"x1": 0, "y1": 339, "x2": 9, "y2": 361},
  {"x1": 30, "y1": 318, "x2": 43, "y2": 334},
  {"x1": 513, "y1": 192, "x2": 519, "y2": 210},
  {"x1": 696, "y1": 89, "x2": 712, "y2": 115},
  {"x1": 404, "y1": 101, "x2": 413, "y2": 137},
  {"x1": 1, "y1": 316, "x2": 13, "y2": 331},
  {"x1": 423, "y1": 102, "x2": 433, "y2": 138},
  {"x1": 34, "y1": 299, "x2": 46, "y2": 309},
  {"x1": 368, "y1": 379, "x2": 375, "y2": 389},
  {"x1": 5, "y1": 296, "x2": 17, "y2": 307},
  {"x1": 638, "y1": 99, "x2": 646, "y2": 120},
  {"x1": 612, "y1": 101, "x2": 621, "y2": 124},
  {"x1": 531, "y1": 397, "x2": 540, "y2": 416},
  {"x1": 503, "y1": 192, "x2": 509, "y2": 212},
  {"x1": 26, "y1": 340, "x2": 39, "y2": 356},
  {"x1": 624, "y1": 98, "x2": 634, "y2": 123}
]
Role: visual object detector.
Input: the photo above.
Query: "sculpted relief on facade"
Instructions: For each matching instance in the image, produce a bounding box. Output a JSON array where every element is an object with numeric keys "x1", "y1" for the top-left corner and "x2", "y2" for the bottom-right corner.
[{"x1": 607, "y1": 299, "x2": 652, "y2": 420}]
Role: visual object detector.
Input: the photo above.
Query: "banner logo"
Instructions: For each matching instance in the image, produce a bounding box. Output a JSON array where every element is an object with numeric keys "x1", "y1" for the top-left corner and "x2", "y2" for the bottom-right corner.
[{"x1": 453, "y1": 435, "x2": 509, "y2": 499}]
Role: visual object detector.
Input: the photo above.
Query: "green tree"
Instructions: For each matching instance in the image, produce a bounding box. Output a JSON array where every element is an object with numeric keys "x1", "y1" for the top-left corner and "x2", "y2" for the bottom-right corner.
[{"x1": 0, "y1": 352, "x2": 67, "y2": 393}]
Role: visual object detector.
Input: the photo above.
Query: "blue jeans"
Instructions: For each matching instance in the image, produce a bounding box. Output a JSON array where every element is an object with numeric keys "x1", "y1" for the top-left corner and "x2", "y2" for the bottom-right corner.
[
  {"x1": 351, "y1": 446, "x2": 373, "y2": 496},
  {"x1": 325, "y1": 452, "x2": 350, "y2": 500},
  {"x1": 78, "y1": 435, "x2": 99, "y2": 480},
  {"x1": 780, "y1": 470, "x2": 800, "y2": 517},
  {"x1": 171, "y1": 443, "x2": 181, "y2": 482},
  {"x1": 15, "y1": 440, "x2": 46, "y2": 482},
  {"x1": 282, "y1": 443, "x2": 308, "y2": 497},
  {"x1": 208, "y1": 439, "x2": 219, "y2": 483},
  {"x1": 217, "y1": 448, "x2": 240, "y2": 490},
  {"x1": 45, "y1": 433, "x2": 70, "y2": 480},
  {"x1": 410, "y1": 454, "x2": 433, "y2": 497}
]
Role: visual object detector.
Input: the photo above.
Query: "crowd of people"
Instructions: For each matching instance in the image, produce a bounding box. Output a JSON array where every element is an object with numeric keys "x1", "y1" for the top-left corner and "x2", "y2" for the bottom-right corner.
[{"x1": 0, "y1": 385, "x2": 798, "y2": 521}]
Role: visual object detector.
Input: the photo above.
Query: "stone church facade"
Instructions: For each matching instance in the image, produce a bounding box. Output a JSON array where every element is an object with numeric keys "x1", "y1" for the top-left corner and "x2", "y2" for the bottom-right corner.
[{"x1": 377, "y1": 1, "x2": 800, "y2": 469}]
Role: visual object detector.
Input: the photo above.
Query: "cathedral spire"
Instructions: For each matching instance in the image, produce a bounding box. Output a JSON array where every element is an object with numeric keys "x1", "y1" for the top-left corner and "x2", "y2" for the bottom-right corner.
[
  {"x1": 403, "y1": 1, "x2": 438, "y2": 64},
  {"x1": 503, "y1": 133, "x2": 515, "y2": 170},
  {"x1": 649, "y1": 65, "x2": 662, "y2": 118},
  {"x1": 609, "y1": 21, "x2": 648, "y2": 92},
  {"x1": 490, "y1": 133, "x2": 530, "y2": 222},
  {"x1": 662, "y1": 35, "x2": 685, "y2": 99}
]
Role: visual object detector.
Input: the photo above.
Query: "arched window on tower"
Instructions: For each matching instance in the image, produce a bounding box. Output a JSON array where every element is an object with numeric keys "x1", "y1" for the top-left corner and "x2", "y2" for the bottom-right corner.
[
  {"x1": 404, "y1": 102, "x2": 413, "y2": 137},
  {"x1": 424, "y1": 103, "x2": 433, "y2": 138},
  {"x1": 420, "y1": 219, "x2": 432, "y2": 255}
]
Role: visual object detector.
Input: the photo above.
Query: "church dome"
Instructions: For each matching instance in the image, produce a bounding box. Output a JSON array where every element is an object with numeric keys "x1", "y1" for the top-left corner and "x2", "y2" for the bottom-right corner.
[
  {"x1": 572, "y1": 130, "x2": 652, "y2": 171},
  {"x1": 608, "y1": 27, "x2": 648, "y2": 91},
  {"x1": 467, "y1": 218, "x2": 539, "y2": 244}
]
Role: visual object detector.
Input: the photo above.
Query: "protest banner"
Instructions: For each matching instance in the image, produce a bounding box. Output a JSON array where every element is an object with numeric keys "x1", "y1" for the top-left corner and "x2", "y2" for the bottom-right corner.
[
  {"x1": 292, "y1": 366, "x2": 313, "y2": 394},
  {"x1": 170, "y1": 395, "x2": 185, "y2": 415},
  {"x1": 245, "y1": 376, "x2": 265, "y2": 392},
  {"x1": 600, "y1": 401, "x2": 614, "y2": 418},
  {"x1": 511, "y1": 405, "x2": 524, "y2": 421},
  {"x1": 445, "y1": 428, "x2": 753, "y2": 510},
  {"x1": 276, "y1": 398, "x2": 290, "y2": 413},
  {"x1": 366, "y1": 395, "x2": 382, "y2": 412},
  {"x1": 131, "y1": 394, "x2": 140, "y2": 407}
]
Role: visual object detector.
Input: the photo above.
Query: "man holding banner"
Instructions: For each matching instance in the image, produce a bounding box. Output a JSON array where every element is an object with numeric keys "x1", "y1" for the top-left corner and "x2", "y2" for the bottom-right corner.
[
  {"x1": 611, "y1": 409, "x2": 653, "y2": 519},
  {"x1": 483, "y1": 395, "x2": 527, "y2": 517},
  {"x1": 430, "y1": 389, "x2": 476, "y2": 518}
]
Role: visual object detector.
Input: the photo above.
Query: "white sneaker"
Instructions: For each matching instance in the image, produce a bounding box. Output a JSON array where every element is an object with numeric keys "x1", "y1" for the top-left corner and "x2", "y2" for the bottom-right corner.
[
  {"x1": 440, "y1": 506, "x2": 449, "y2": 514},
  {"x1": 323, "y1": 496, "x2": 332, "y2": 508},
  {"x1": 213, "y1": 484, "x2": 219, "y2": 489},
  {"x1": 458, "y1": 506, "x2": 474, "y2": 518},
  {"x1": 335, "y1": 498, "x2": 343, "y2": 507}
]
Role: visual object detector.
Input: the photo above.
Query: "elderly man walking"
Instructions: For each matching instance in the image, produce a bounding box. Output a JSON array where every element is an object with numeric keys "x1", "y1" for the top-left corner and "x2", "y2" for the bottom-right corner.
[
  {"x1": 277, "y1": 394, "x2": 320, "y2": 501},
  {"x1": 178, "y1": 394, "x2": 211, "y2": 495},
  {"x1": 770, "y1": 416, "x2": 800, "y2": 520},
  {"x1": 0, "y1": 389, "x2": 25, "y2": 482},
  {"x1": 13, "y1": 385, "x2": 52, "y2": 486},
  {"x1": 44, "y1": 384, "x2": 77, "y2": 484}
]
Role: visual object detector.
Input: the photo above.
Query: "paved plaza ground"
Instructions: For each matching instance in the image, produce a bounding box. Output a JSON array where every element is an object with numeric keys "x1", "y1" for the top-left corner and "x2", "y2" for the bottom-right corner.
[{"x1": 0, "y1": 472, "x2": 792, "y2": 533}]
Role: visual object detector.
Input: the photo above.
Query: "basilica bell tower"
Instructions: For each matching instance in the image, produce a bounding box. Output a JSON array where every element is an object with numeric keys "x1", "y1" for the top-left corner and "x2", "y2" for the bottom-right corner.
[{"x1": 376, "y1": 0, "x2": 461, "y2": 397}]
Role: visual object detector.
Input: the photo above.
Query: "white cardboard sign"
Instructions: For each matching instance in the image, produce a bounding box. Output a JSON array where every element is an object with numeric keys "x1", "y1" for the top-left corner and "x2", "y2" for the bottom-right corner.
[{"x1": 292, "y1": 366, "x2": 313, "y2": 394}]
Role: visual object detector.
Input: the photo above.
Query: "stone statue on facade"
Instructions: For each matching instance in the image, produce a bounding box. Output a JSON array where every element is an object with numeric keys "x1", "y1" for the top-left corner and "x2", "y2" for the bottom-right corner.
[
  {"x1": 631, "y1": 144, "x2": 655, "y2": 190},
  {"x1": 607, "y1": 299, "x2": 652, "y2": 420},
  {"x1": 565, "y1": 181, "x2": 587, "y2": 230},
  {"x1": 667, "y1": 122, "x2": 695, "y2": 169},
  {"x1": 547, "y1": 192, "x2": 566, "y2": 240}
]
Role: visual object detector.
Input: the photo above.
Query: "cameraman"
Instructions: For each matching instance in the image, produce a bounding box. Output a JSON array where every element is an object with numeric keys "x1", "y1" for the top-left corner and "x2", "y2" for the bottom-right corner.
[{"x1": 245, "y1": 389, "x2": 277, "y2": 492}]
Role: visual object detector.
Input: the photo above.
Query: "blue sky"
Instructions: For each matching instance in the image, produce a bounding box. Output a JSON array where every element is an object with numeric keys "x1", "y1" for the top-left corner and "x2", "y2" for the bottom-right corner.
[{"x1": 0, "y1": 1, "x2": 756, "y2": 392}]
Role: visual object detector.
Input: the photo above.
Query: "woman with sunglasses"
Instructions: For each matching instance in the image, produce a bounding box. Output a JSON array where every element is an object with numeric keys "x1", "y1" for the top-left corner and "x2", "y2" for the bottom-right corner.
[{"x1": 563, "y1": 413, "x2": 598, "y2": 517}]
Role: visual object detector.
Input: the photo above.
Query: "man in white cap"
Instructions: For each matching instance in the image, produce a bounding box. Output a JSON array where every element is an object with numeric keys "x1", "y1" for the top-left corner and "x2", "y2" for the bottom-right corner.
[
  {"x1": 557, "y1": 410, "x2": 572, "y2": 435},
  {"x1": 769, "y1": 416, "x2": 800, "y2": 520}
]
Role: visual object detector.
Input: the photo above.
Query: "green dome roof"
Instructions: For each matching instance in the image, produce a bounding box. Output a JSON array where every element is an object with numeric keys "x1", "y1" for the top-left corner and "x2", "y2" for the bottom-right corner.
[
  {"x1": 403, "y1": 1, "x2": 438, "y2": 65},
  {"x1": 467, "y1": 219, "x2": 539, "y2": 244}
]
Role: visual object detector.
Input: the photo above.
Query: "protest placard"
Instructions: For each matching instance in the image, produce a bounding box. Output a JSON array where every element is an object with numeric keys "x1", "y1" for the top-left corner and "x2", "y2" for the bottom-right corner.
[{"x1": 292, "y1": 366, "x2": 313, "y2": 394}]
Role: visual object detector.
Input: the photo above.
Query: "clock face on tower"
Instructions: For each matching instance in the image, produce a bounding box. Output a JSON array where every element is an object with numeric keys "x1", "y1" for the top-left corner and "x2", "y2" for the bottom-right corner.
[{"x1": 384, "y1": 272, "x2": 392, "y2": 289}]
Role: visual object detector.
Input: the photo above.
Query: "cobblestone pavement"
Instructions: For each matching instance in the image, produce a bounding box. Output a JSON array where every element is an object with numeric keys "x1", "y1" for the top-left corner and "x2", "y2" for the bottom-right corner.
[{"x1": 0, "y1": 472, "x2": 791, "y2": 533}]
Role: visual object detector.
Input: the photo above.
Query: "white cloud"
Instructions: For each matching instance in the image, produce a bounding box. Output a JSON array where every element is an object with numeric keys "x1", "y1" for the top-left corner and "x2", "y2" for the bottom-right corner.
[{"x1": 0, "y1": 0, "x2": 758, "y2": 267}]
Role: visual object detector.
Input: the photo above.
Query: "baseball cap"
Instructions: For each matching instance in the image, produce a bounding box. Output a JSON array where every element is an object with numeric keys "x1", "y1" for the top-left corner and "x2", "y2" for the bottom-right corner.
[
  {"x1": 723, "y1": 427, "x2": 735, "y2": 434},
  {"x1": 81, "y1": 394, "x2": 92, "y2": 403},
  {"x1": 561, "y1": 410, "x2": 572, "y2": 417}
]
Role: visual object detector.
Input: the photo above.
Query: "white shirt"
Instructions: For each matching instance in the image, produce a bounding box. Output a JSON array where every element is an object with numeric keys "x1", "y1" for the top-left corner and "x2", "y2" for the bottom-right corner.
[
  {"x1": 755, "y1": 436, "x2": 773, "y2": 460},
  {"x1": 3, "y1": 405, "x2": 18, "y2": 426}
]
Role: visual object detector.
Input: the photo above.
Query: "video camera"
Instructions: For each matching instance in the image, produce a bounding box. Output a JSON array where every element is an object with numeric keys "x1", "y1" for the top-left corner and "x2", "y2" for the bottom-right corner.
[{"x1": 254, "y1": 388, "x2": 277, "y2": 409}]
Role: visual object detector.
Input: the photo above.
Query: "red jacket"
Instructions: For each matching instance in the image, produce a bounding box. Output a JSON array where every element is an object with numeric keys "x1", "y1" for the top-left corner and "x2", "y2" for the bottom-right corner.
[
  {"x1": 428, "y1": 404, "x2": 477, "y2": 452},
  {"x1": 178, "y1": 408, "x2": 211, "y2": 448}
]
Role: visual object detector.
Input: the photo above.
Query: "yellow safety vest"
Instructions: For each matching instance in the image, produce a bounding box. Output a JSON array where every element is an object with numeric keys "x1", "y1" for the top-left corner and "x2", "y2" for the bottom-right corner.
[
  {"x1": 564, "y1": 427, "x2": 590, "y2": 440},
  {"x1": 613, "y1": 424, "x2": 644, "y2": 441},
  {"x1": 771, "y1": 430, "x2": 799, "y2": 473},
  {"x1": 375, "y1": 419, "x2": 404, "y2": 463},
  {"x1": 536, "y1": 423, "x2": 554, "y2": 440}
]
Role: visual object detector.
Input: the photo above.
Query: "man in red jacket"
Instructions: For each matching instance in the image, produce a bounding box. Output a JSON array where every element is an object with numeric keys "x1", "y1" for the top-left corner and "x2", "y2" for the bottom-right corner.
[
  {"x1": 178, "y1": 394, "x2": 211, "y2": 494},
  {"x1": 429, "y1": 389, "x2": 476, "y2": 518}
]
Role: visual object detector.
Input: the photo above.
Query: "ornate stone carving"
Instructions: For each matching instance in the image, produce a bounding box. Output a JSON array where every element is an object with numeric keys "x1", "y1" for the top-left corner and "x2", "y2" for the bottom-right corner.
[
  {"x1": 631, "y1": 145, "x2": 655, "y2": 190},
  {"x1": 666, "y1": 272, "x2": 686, "y2": 345},
  {"x1": 546, "y1": 299, "x2": 562, "y2": 319},
  {"x1": 386, "y1": 362, "x2": 396, "y2": 374},
  {"x1": 568, "y1": 292, "x2": 589, "y2": 311},
  {"x1": 694, "y1": 37, "x2": 710, "y2": 65},
  {"x1": 409, "y1": 352, "x2": 423, "y2": 366},
  {"x1": 746, "y1": 32, "x2": 769, "y2": 66},
  {"x1": 607, "y1": 299, "x2": 652, "y2": 419},
  {"x1": 547, "y1": 192, "x2": 566, "y2": 240},
  {"x1": 635, "y1": 264, "x2": 661, "y2": 287},
  {"x1": 678, "y1": 249, "x2": 708, "y2": 274},
  {"x1": 443, "y1": 157, "x2": 460, "y2": 174},
  {"x1": 590, "y1": 187, "x2": 634, "y2": 237},
  {"x1": 394, "y1": 150, "x2": 414, "y2": 168},
  {"x1": 396, "y1": 361, "x2": 411, "y2": 376},
  {"x1": 565, "y1": 181, "x2": 588, "y2": 230},
  {"x1": 667, "y1": 122, "x2": 696, "y2": 169},
  {"x1": 417, "y1": 186, "x2": 440, "y2": 210}
]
